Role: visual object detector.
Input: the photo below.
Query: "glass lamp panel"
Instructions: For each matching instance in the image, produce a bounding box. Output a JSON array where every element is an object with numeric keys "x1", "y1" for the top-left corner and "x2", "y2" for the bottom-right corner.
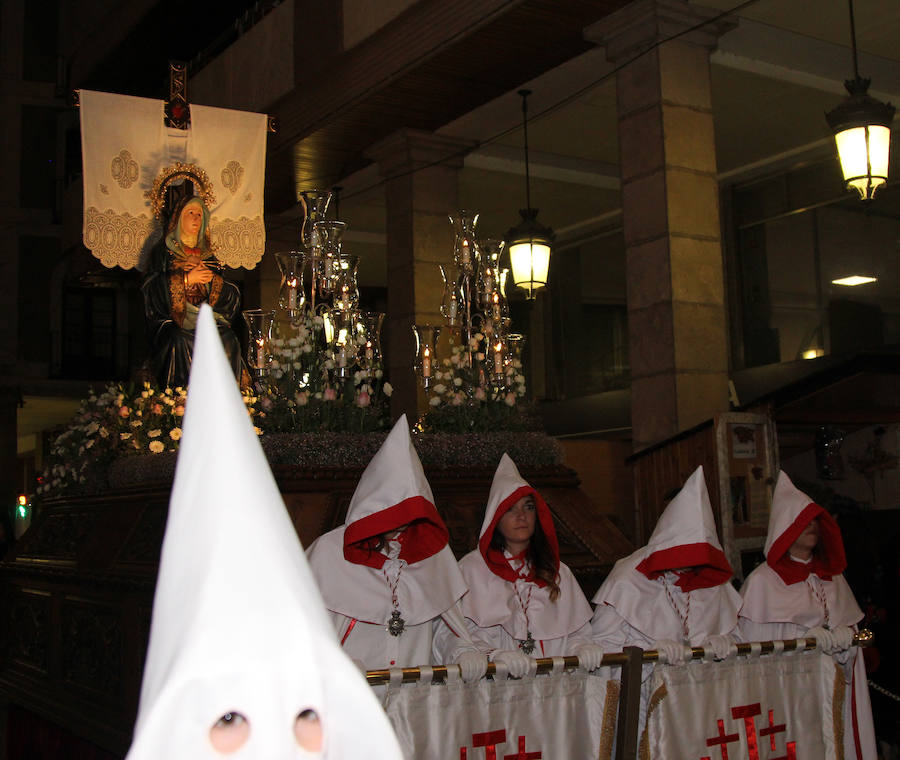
[{"x1": 510, "y1": 241, "x2": 550, "y2": 293}]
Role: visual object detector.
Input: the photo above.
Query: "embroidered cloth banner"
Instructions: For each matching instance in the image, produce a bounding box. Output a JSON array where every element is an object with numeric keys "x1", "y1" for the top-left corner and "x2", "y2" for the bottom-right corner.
[
  {"x1": 383, "y1": 670, "x2": 618, "y2": 760},
  {"x1": 79, "y1": 89, "x2": 267, "y2": 270},
  {"x1": 641, "y1": 652, "x2": 842, "y2": 760}
]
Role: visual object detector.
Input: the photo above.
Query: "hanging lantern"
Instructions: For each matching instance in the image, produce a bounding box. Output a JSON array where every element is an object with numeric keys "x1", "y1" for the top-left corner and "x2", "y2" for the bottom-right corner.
[
  {"x1": 507, "y1": 209, "x2": 553, "y2": 296},
  {"x1": 504, "y1": 90, "x2": 554, "y2": 298},
  {"x1": 825, "y1": 0, "x2": 895, "y2": 201}
]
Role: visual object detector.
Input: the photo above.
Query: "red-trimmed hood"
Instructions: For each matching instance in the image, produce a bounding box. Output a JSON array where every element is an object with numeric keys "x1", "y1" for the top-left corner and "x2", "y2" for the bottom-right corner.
[
  {"x1": 635, "y1": 465, "x2": 732, "y2": 592},
  {"x1": 764, "y1": 471, "x2": 846, "y2": 584},
  {"x1": 342, "y1": 415, "x2": 448, "y2": 568},
  {"x1": 477, "y1": 453, "x2": 559, "y2": 585}
]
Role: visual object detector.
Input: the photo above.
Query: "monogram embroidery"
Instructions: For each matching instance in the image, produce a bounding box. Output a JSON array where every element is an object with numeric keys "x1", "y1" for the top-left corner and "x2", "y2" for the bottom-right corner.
[
  {"x1": 110, "y1": 149, "x2": 140, "y2": 189},
  {"x1": 221, "y1": 160, "x2": 244, "y2": 195}
]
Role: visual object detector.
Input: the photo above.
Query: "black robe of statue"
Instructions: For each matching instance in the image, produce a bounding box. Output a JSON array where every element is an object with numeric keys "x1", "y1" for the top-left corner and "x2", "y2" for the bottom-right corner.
[{"x1": 141, "y1": 241, "x2": 245, "y2": 388}]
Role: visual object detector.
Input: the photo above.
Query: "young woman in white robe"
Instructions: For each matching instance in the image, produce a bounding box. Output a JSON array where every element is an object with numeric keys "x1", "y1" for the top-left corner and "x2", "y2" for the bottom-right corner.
[
  {"x1": 738, "y1": 471, "x2": 876, "y2": 760},
  {"x1": 447, "y1": 453, "x2": 603, "y2": 677},
  {"x1": 306, "y1": 415, "x2": 486, "y2": 681},
  {"x1": 591, "y1": 466, "x2": 741, "y2": 663}
]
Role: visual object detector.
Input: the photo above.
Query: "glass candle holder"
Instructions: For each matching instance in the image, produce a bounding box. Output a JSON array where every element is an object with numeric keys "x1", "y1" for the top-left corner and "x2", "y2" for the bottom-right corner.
[
  {"x1": 412, "y1": 324, "x2": 441, "y2": 390},
  {"x1": 275, "y1": 251, "x2": 306, "y2": 319},
  {"x1": 298, "y1": 189, "x2": 332, "y2": 248},
  {"x1": 242, "y1": 309, "x2": 276, "y2": 372}
]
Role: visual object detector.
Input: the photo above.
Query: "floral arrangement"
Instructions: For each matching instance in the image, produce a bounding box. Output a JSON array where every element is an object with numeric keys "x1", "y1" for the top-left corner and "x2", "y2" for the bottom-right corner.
[
  {"x1": 36, "y1": 382, "x2": 204, "y2": 496},
  {"x1": 254, "y1": 312, "x2": 392, "y2": 434},
  {"x1": 422, "y1": 333, "x2": 537, "y2": 433}
]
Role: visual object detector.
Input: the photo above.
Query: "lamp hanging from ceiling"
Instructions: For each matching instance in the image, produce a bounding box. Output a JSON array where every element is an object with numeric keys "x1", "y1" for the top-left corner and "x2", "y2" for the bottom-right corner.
[
  {"x1": 825, "y1": 0, "x2": 895, "y2": 202},
  {"x1": 505, "y1": 89, "x2": 555, "y2": 298}
]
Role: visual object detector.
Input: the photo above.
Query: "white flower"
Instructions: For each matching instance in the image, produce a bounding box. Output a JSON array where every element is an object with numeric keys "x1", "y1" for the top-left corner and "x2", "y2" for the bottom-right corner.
[
  {"x1": 120, "y1": 432, "x2": 131, "y2": 440},
  {"x1": 169, "y1": 428, "x2": 182, "y2": 441},
  {"x1": 149, "y1": 440, "x2": 164, "y2": 453},
  {"x1": 383, "y1": 382, "x2": 393, "y2": 397},
  {"x1": 453, "y1": 377, "x2": 463, "y2": 387},
  {"x1": 433, "y1": 383, "x2": 446, "y2": 395},
  {"x1": 515, "y1": 374, "x2": 526, "y2": 385},
  {"x1": 254, "y1": 426, "x2": 263, "y2": 436},
  {"x1": 324, "y1": 359, "x2": 335, "y2": 370},
  {"x1": 429, "y1": 396, "x2": 441, "y2": 407},
  {"x1": 148, "y1": 429, "x2": 161, "y2": 438}
]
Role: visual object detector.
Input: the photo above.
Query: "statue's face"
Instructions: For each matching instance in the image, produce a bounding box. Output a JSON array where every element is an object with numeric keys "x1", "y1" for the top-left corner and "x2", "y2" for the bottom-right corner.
[{"x1": 180, "y1": 203, "x2": 203, "y2": 238}]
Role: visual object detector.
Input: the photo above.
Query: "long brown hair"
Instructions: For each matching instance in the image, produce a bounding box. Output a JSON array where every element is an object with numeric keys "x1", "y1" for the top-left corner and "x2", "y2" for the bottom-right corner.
[{"x1": 490, "y1": 511, "x2": 560, "y2": 602}]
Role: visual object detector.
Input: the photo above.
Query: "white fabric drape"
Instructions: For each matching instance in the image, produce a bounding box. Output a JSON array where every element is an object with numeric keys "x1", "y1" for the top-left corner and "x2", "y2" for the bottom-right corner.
[
  {"x1": 384, "y1": 670, "x2": 618, "y2": 760},
  {"x1": 79, "y1": 90, "x2": 267, "y2": 270},
  {"x1": 642, "y1": 652, "x2": 842, "y2": 760}
]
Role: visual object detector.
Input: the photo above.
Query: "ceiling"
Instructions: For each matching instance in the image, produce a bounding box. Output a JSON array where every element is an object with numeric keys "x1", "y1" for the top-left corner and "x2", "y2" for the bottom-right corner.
[{"x1": 299, "y1": 0, "x2": 900, "y2": 255}]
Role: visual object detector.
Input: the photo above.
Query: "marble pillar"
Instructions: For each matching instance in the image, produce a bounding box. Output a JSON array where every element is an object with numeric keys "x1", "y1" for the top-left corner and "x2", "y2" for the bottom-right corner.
[{"x1": 586, "y1": 0, "x2": 735, "y2": 451}]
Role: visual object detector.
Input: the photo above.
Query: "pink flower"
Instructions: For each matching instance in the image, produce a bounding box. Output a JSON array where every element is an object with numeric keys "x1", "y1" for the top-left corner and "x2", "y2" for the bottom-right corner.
[
  {"x1": 323, "y1": 387, "x2": 337, "y2": 401},
  {"x1": 356, "y1": 391, "x2": 371, "y2": 408},
  {"x1": 451, "y1": 393, "x2": 464, "y2": 406},
  {"x1": 174, "y1": 405, "x2": 185, "y2": 416},
  {"x1": 118, "y1": 406, "x2": 130, "y2": 418},
  {"x1": 295, "y1": 392, "x2": 309, "y2": 407},
  {"x1": 260, "y1": 396, "x2": 274, "y2": 411},
  {"x1": 504, "y1": 392, "x2": 516, "y2": 407},
  {"x1": 152, "y1": 404, "x2": 163, "y2": 414},
  {"x1": 474, "y1": 386, "x2": 486, "y2": 401}
]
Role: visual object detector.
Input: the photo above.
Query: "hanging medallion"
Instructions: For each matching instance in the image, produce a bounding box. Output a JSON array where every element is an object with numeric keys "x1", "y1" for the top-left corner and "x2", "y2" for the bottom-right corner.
[
  {"x1": 388, "y1": 609, "x2": 406, "y2": 637},
  {"x1": 519, "y1": 631, "x2": 536, "y2": 655}
]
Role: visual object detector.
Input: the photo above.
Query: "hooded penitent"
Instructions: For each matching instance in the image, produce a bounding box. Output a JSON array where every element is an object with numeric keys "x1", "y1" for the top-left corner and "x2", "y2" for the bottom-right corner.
[
  {"x1": 306, "y1": 415, "x2": 467, "y2": 628},
  {"x1": 458, "y1": 453, "x2": 591, "y2": 642},
  {"x1": 592, "y1": 465, "x2": 741, "y2": 644},
  {"x1": 126, "y1": 305, "x2": 402, "y2": 760},
  {"x1": 740, "y1": 470, "x2": 861, "y2": 630}
]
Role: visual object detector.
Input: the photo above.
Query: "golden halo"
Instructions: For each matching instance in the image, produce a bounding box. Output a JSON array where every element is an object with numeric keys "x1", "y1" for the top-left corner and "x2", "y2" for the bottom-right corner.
[{"x1": 146, "y1": 162, "x2": 216, "y2": 219}]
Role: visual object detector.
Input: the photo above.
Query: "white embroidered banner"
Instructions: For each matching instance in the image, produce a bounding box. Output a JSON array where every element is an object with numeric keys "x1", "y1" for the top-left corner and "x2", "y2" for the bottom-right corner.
[
  {"x1": 641, "y1": 652, "x2": 842, "y2": 760},
  {"x1": 383, "y1": 670, "x2": 618, "y2": 760},
  {"x1": 79, "y1": 90, "x2": 267, "y2": 270}
]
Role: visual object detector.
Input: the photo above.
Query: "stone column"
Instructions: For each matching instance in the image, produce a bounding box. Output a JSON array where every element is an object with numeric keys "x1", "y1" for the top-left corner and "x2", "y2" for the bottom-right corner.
[
  {"x1": 365, "y1": 129, "x2": 474, "y2": 423},
  {"x1": 585, "y1": 0, "x2": 735, "y2": 451}
]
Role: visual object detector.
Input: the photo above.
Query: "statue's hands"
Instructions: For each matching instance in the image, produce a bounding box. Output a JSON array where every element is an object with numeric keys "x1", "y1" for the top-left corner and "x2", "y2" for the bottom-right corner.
[{"x1": 185, "y1": 264, "x2": 213, "y2": 286}]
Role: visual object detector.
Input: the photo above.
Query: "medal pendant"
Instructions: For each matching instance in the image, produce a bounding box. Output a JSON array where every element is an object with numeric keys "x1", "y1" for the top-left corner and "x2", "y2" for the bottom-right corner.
[
  {"x1": 388, "y1": 609, "x2": 406, "y2": 637},
  {"x1": 519, "y1": 632, "x2": 536, "y2": 655}
]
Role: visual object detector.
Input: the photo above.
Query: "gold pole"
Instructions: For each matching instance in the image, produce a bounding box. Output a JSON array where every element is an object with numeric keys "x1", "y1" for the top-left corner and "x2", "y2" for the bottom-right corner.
[{"x1": 365, "y1": 630, "x2": 873, "y2": 686}]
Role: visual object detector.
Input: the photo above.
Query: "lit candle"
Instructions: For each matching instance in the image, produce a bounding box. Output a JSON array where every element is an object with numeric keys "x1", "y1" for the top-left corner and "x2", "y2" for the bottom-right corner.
[
  {"x1": 422, "y1": 346, "x2": 432, "y2": 378},
  {"x1": 287, "y1": 277, "x2": 298, "y2": 310},
  {"x1": 493, "y1": 341, "x2": 503, "y2": 376},
  {"x1": 365, "y1": 340, "x2": 374, "y2": 364},
  {"x1": 449, "y1": 294, "x2": 458, "y2": 325},
  {"x1": 460, "y1": 239, "x2": 470, "y2": 265},
  {"x1": 340, "y1": 284, "x2": 350, "y2": 311},
  {"x1": 255, "y1": 338, "x2": 266, "y2": 370}
]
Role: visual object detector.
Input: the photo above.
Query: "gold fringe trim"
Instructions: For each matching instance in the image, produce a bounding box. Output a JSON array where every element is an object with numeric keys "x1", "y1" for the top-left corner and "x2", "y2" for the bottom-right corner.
[
  {"x1": 639, "y1": 683, "x2": 668, "y2": 760},
  {"x1": 598, "y1": 680, "x2": 620, "y2": 760},
  {"x1": 832, "y1": 659, "x2": 845, "y2": 760}
]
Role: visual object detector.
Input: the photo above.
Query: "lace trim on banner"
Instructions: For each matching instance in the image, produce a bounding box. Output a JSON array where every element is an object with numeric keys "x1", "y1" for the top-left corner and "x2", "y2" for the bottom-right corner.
[
  {"x1": 83, "y1": 207, "x2": 155, "y2": 270},
  {"x1": 210, "y1": 215, "x2": 265, "y2": 269}
]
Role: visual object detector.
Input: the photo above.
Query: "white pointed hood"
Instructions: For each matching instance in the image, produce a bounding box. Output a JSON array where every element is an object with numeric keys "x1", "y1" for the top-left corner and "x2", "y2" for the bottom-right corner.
[
  {"x1": 763, "y1": 470, "x2": 846, "y2": 583},
  {"x1": 740, "y1": 470, "x2": 861, "y2": 629},
  {"x1": 476, "y1": 452, "x2": 559, "y2": 583},
  {"x1": 127, "y1": 305, "x2": 402, "y2": 760},
  {"x1": 634, "y1": 465, "x2": 732, "y2": 591},
  {"x1": 592, "y1": 466, "x2": 740, "y2": 644},
  {"x1": 458, "y1": 453, "x2": 591, "y2": 641},
  {"x1": 306, "y1": 415, "x2": 467, "y2": 626}
]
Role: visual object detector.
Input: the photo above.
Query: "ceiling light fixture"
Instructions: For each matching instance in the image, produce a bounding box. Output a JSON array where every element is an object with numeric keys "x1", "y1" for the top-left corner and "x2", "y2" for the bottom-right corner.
[
  {"x1": 831, "y1": 275, "x2": 877, "y2": 286},
  {"x1": 825, "y1": 0, "x2": 895, "y2": 201},
  {"x1": 505, "y1": 89, "x2": 555, "y2": 299}
]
